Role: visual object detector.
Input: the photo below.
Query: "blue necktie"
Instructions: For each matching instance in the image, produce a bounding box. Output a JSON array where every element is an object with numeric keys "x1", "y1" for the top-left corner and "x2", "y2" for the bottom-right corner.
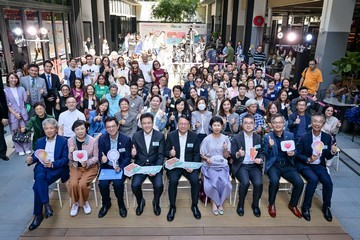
[{"x1": 47, "y1": 75, "x2": 52, "y2": 89}]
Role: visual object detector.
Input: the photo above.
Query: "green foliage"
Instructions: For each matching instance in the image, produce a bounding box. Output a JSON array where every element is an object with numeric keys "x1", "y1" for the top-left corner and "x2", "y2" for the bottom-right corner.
[
  {"x1": 331, "y1": 51, "x2": 360, "y2": 81},
  {"x1": 151, "y1": 0, "x2": 199, "y2": 22}
]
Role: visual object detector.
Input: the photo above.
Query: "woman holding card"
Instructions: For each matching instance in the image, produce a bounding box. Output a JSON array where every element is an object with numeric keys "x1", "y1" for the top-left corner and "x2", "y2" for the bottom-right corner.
[
  {"x1": 88, "y1": 99, "x2": 110, "y2": 140},
  {"x1": 200, "y1": 116, "x2": 232, "y2": 216},
  {"x1": 67, "y1": 120, "x2": 99, "y2": 217}
]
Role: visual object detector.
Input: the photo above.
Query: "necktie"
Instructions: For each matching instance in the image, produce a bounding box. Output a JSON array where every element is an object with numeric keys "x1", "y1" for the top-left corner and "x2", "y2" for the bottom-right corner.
[
  {"x1": 47, "y1": 75, "x2": 52, "y2": 89},
  {"x1": 31, "y1": 78, "x2": 35, "y2": 88}
]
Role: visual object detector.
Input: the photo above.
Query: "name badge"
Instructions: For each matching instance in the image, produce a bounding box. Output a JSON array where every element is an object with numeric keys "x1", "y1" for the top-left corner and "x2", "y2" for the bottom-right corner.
[
  {"x1": 308, "y1": 124, "x2": 312, "y2": 128},
  {"x1": 170, "y1": 104, "x2": 175, "y2": 108},
  {"x1": 307, "y1": 102, "x2": 311, "y2": 106},
  {"x1": 164, "y1": 94, "x2": 168, "y2": 97},
  {"x1": 323, "y1": 145, "x2": 328, "y2": 150},
  {"x1": 200, "y1": 89, "x2": 204, "y2": 92},
  {"x1": 131, "y1": 103, "x2": 135, "y2": 108},
  {"x1": 271, "y1": 94, "x2": 275, "y2": 98},
  {"x1": 288, "y1": 92, "x2": 292, "y2": 95},
  {"x1": 119, "y1": 148, "x2": 126, "y2": 153},
  {"x1": 187, "y1": 143, "x2": 194, "y2": 148},
  {"x1": 152, "y1": 142, "x2": 159, "y2": 146},
  {"x1": 254, "y1": 144, "x2": 261, "y2": 149}
]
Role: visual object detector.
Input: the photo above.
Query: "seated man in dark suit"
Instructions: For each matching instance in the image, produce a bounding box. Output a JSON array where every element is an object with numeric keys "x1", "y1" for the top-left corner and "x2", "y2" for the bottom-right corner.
[
  {"x1": 296, "y1": 113, "x2": 337, "y2": 222},
  {"x1": 165, "y1": 116, "x2": 201, "y2": 221},
  {"x1": 231, "y1": 114, "x2": 264, "y2": 217},
  {"x1": 131, "y1": 113, "x2": 165, "y2": 216},
  {"x1": 25, "y1": 118, "x2": 69, "y2": 231},
  {"x1": 264, "y1": 113, "x2": 304, "y2": 219},
  {"x1": 98, "y1": 117, "x2": 132, "y2": 218}
]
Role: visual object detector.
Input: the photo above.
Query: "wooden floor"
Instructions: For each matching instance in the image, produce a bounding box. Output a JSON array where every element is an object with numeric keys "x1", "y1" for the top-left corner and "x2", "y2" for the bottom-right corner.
[{"x1": 20, "y1": 178, "x2": 351, "y2": 240}]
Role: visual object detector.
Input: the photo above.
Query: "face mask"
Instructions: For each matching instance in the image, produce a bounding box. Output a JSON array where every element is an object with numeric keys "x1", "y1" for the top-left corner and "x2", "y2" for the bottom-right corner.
[{"x1": 198, "y1": 103, "x2": 206, "y2": 111}]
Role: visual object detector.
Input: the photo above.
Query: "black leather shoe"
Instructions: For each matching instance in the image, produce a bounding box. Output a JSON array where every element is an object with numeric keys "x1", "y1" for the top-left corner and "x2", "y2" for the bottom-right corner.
[
  {"x1": 323, "y1": 207, "x2": 332, "y2": 222},
  {"x1": 136, "y1": 198, "x2": 146, "y2": 216},
  {"x1": 119, "y1": 208, "x2": 127, "y2": 218},
  {"x1": 252, "y1": 205, "x2": 261, "y2": 217},
  {"x1": 1, "y1": 156, "x2": 9, "y2": 161},
  {"x1": 98, "y1": 205, "x2": 111, "y2": 218},
  {"x1": 191, "y1": 205, "x2": 201, "y2": 220},
  {"x1": 28, "y1": 215, "x2": 43, "y2": 231},
  {"x1": 44, "y1": 203, "x2": 53, "y2": 218},
  {"x1": 152, "y1": 200, "x2": 161, "y2": 216},
  {"x1": 236, "y1": 205, "x2": 244, "y2": 216},
  {"x1": 302, "y1": 208, "x2": 311, "y2": 221},
  {"x1": 167, "y1": 206, "x2": 176, "y2": 221}
]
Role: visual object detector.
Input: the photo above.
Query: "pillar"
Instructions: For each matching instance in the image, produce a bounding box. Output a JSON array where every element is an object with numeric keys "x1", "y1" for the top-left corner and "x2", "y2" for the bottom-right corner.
[
  {"x1": 71, "y1": 0, "x2": 85, "y2": 56},
  {"x1": 91, "y1": 0, "x2": 100, "y2": 55},
  {"x1": 104, "y1": 0, "x2": 111, "y2": 52},
  {"x1": 231, "y1": 0, "x2": 239, "y2": 47}
]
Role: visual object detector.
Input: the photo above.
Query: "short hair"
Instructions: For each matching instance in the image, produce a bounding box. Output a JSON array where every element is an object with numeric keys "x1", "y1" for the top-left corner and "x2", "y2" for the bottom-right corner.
[
  {"x1": 270, "y1": 113, "x2": 285, "y2": 123},
  {"x1": 72, "y1": 120, "x2": 87, "y2": 131},
  {"x1": 311, "y1": 113, "x2": 325, "y2": 123},
  {"x1": 172, "y1": 85, "x2": 183, "y2": 92},
  {"x1": 140, "y1": 112, "x2": 154, "y2": 123},
  {"x1": 267, "y1": 78, "x2": 275, "y2": 84},
  {"x1": 298, "y1": 86, "x2": 308, "y2": 92},
  {"x1": 238, "y1": 83, "x2": 247, "y2": 89},
  {"x1": 245, "y1": 98, "x2": 258, "y2": 107},
  {"x1": 60, "y1": 84, "x2": 71, "y2": 91},
  {"x1": 209, "y1": 116, "x2": 224, "y2": 126},
  {"x1": 242, "y1": 113, "x2": 255, "y2": 122},
  {"x1": 43, "y1": 60, "x2": 53, "y2": 67},
  {"x1": 309, "y1": 59, "x2": 317, "y2": 64},
  {"x1": 28, "y1": 64, "x2": 39, "y2": 70},
  {"x1": 119, "y1": 98, "x2": 129, "y2": 106},
  {"x1": 150, "y1": 95, "x2": 162, "y2": 103},
  {"x1": 178, "y1": 115, "x2": 190, "y2": 123},
  {"x1": 195, "y1": 96, "x2": 208, "y2": 110},
  {"x1": 296, "y1": 98, "x2": 306, "y2": 105},
  {"x1": 130, "y1": 83, "x2": 138, "y2": 88},
  {"x1": 255, "y1": 68, "x2": 263, "y2": 73},
  {"x1": 42, "y1": 118, "x2": 58, "y2": 129},
  {"x1": 6, "y1": 73, "x2": 20, "y2": 87},
  {"x1": 85, "y1": 54, "x2": 93, "y2": 59},
  {"x1": 33, "y1": 101, "x2": 46, "y2": 110},
  {"x1": 109, "y1": 83, "x2": 118, "y2": 90},
  {"x1": 255, "y1": 85, "x2": 264, "y2": 91},
  {"x1": 66, "y1": 96, "x2": 77, "y2": 103},
  {"x1": 104, "y1": 116, "x2": 119, "y2": 126}
]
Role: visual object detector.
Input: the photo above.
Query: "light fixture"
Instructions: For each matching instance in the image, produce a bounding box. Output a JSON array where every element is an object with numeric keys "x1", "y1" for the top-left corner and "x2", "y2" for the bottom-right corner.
[
  {"x1": 27, "y1": 26, "x2": 37, "y2": 36},
  {"x1": 39, "y1": 27, "x2": 48, "y2": 35},
  {"x1": 305, "y1": 33, "x2": 313, "y2": 42},
  {"x1": 12, "y1": 27, "x2": 23, "y2": 36},
  {"x1": 286, "y1": 32, "x2": 297, "y2": 42},
  {"x1": 277, "y1": 32, "x2": 284, "y2": 39}
]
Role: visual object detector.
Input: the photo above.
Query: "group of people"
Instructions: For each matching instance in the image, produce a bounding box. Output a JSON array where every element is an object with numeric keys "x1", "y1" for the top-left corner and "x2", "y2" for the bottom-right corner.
[{"x1": 1, "y1": 47, "x2": 341, "y2": 231}]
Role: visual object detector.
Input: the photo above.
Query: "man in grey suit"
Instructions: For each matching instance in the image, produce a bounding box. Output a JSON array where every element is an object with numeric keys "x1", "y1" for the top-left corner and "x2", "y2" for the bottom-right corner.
[
  {"x1": 131, "y1": 113, "x2": 165, "y2": 216},
  {"x1": 20, "y1": 64, "x2": 47, "y2": 117},
  {"x1": 231, "y1": 114, "x2": 264, "y2": 217}
]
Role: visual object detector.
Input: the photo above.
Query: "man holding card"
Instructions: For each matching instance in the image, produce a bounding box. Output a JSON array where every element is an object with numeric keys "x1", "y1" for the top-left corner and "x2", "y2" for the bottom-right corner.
[
  {"x1": 231, "y1": 114, "x2": 264, "y2": 217},
  {"x1": 131, "y1": 113, "x2": 165, "y2": 216},
  {"x1": 296, "y1": 113, "x2": 337, "y2": 222},
  {"x1": 165, "y1": 116, "x2": 201, "y2": 221},
  {"x1": 98, "y1": 117, "x2": 132, "y2": 219},
  {"x1": 26, "y1": 118, "x2": 69, "y2": 231},
  {"x1": 264, "y1": 113, "x2": 304, "y2": 219}
]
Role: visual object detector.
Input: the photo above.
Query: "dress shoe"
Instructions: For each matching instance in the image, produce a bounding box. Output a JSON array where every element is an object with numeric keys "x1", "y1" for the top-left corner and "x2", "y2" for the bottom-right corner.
[
  {"x1": 167, "y1": 206, "x2": 176, "y2": 221},
  {"x1": 119, "y1": 208, "x2": 127, "y2": 218},
  {"x1": 136, "y1": 198, "x2": 146, "y2": 216},
  {"x1": 44, "y1": 203, "x2": 53, "y2": 218},
  {"x1": 302, "y1": 208, "x2": 311, "y2": 221},
  {"x1": 191, "y1": 205, "x2": 201, "y2": 219},
  {"x1": 1, "y1": 156, "x2": 9, "y2": 161},
  {"x1": 323, "y1": 207, "x2": 332, "y2": 222},
  {"x1": 236, "y1": 205, "x2": 244, "y2": 216},
  {"x1": 98, "y1": 205, "x2": 111, "y2": 218},
  {"x1": 268, "y1": 204, "x2": 276, "y2": 218},
  {"x1": 288, "y1": 204, "x2": 302, "y2": 218},
  {"x1": 28, "y1": 215, "x2": 43, "y2": 231},
  {"x1": 252, "y1": 204, "x2": 261, "y2": 217},
  {"x1": 152, "y1": 200, "x2": 161, "y2": 216}
]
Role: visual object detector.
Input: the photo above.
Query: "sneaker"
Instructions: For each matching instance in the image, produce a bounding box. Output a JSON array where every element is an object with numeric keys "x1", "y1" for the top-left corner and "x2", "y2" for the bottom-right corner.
[
  {"x1": 19, "y1": 152, "x2": 25, "y2": 156},
  {"x1": 25, "y1": 150, "x2": 32, "y2": 154},
  {"x1": 83, "y1": 201, "x2": 92, "y2": 214},
  {"x1": 70, "y1": 202, "x2": 79, "y2": 216}
]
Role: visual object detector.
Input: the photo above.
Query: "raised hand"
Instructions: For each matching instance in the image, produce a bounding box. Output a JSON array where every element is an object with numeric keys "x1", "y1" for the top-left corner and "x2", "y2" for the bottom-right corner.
[
  {"x1": 169, "y1": 112, "x2": 175, "y2": 121},
  {"x1": 170, "y1": 146, "x2": 176, "y2": 157},
  {"x1": 131, "y1": 145, "x2": 137, "y2": 157},
  {"x1": 331, "y1": 142, "x2": 338, "y2": 153},
  {"x1": 101, "y1": 152, "x2": 107, "y2": 163},
  {"x1": 295, "y1": 115, "x2": 300, "y2": 124},
  {"x1": 238, "y1": 147, "x2": 245, "y2": 157},
  {"x1": 268, "y1": 135, "x2": 275, "y2": 147},
  {"x1": 336, "y1": 120, "x2": 341, "y2": 128}
]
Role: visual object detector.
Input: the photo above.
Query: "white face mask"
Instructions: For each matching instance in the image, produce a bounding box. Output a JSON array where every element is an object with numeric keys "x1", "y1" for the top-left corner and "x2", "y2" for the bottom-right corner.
[{"x1": 198, "y1": 103, "x2": 206, "y2": 111}]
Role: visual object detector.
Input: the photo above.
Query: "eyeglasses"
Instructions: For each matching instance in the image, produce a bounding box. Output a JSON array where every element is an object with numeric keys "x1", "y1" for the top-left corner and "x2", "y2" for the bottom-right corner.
[
  {"x1": 106, "y1": 125, "x2": 118, "y2": 129},
  {"x1": 178, "y1": 123, "x2": 189, "y2": 126},
  {"x1": 243, "y1": 121, "x2": 254, "y2": 125}
]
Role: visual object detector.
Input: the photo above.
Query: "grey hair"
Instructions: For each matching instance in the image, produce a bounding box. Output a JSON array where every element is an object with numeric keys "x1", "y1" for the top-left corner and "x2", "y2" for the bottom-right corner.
[
  {"x1": 42, "y1": 118, "x2": 58, "y2": 129},
  {"x1": 245, "y1": 98, "x2": 258, "y2": 107},
  {"x1": 109, "y1": 83, "x2": 118, "y2": 90},
  {"x1": 311, "y1": 113, "x2": 325, "y2": 123}
]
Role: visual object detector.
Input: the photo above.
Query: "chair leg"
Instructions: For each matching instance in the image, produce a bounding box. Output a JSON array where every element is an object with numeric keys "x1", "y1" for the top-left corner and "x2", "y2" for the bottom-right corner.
[
  {"x1": 56, "y1": 181, "x2": 63, "y2": 208},
  {"x1": 205, "y1": 196, "x2": 208, "y2": 207},
  {"x1": 336, "y1": 152, "x2": 340, "y2": 171},
  {"x1": 233, "y1": 183, "x2": 239, "y2": 207},
  {"x1": 93, "y1": 182, "x2": 98, "y2": 207},
  {"x1": 124, "y1": 183, "x2": 129, "y2": 209}
]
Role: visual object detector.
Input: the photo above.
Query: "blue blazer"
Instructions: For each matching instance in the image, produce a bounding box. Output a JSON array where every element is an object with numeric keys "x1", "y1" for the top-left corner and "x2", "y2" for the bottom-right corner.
[
  {"x1": 256, "y1": 98, "x2": 270, "y2": 116},
  {"x1": 264, "y1": 131, "x2": 296, "y2": 174},
  {"x1": 288, "y1": 113, "x2": 312, "y2": 139},
  {"x1": 161, "y1": 87, "x2": 172, "y2": 101},
  {"x1": 98, "y1": 132, "x2": 132, "y2": 170},
  {"x1": 31, "y1": 135, "x2": 69, "y2": 182},
  {"x1": 295, "y1": 131, "x2": 334, "y2": 168},
  {"x1": 88, "y1": 110, "x2": 108, "y2": 136}
]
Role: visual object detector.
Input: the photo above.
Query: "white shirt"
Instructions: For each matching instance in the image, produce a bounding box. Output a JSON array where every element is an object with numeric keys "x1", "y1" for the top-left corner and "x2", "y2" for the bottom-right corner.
[
  {"x1": 45, "y1": 136, "x2": 57, "y2": 162},
  {"x1": 116, "y1": 83, "x2": 130, "y2": 97},
  {"x1": 178, "y1": 132, "x2": 188, "y2": 162},
  {"x1": 243, "y1": 133, "x2": 254, "y2": 164},
  {"x1": 139, "y1": 61, "x2": 153, "y2": 83},
  {"x1": 82, "y1": 64, "x2": 99, "y2": 86},
  {"x1": 144, "y1": 130, "x2": 153, "y2": 153},
  {"x1": 311, "y1": 132, "x2": 322, "y2": 164},
  {"x1": 58, "y1": 109, "x2": 86, "y2": 137}
]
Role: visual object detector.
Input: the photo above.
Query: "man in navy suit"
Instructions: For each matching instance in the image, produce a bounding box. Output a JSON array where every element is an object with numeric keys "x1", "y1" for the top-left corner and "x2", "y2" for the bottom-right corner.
[
  {"x1": 97, "y1": 117, "x2": 132, "y2": 218},
  {"x1": 131, "y1": 113, "x2": 165, "y2": 216},
  {"x1": 288, "y1": 98, "x2": 312, "y2": 141},
  {"x1": 26, "y1": 118, "x2": 69, "y2": 231},
  {"x1": 39, "y1": 60, "x2": 61, "y2": 117},
  {"x1": 296, "y1": 113, "x2": 337, "y2": 222},
  {"x1": 165, "y1": 116, "x2": 201, "y2": 221}
]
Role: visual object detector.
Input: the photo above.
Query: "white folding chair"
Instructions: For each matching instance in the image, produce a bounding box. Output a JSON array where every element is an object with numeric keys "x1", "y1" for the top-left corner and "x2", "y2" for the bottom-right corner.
[
  {"x1": 52, "y1": 179, "x2": 63, "y2": 208},
  {"x1": 204, "y1": 175, "x2": 232, "y2": 207},
  {"x1": 69, "y1": 176, "x2": 99, "y2": 207},
  {"x1": 167, "y1": 175, "x2": 192, "y2": 206},
  {"x1": 233, "y1": 178, "x2": 261, "y2": 207},
  {"x1": 132, "y1": 176, "x2": 165, "y2": 208}
]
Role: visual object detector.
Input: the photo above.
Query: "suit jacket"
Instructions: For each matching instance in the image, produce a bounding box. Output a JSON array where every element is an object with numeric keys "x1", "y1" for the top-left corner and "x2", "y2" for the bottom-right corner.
[
  {"x1": 295, "y1": 131, "x2": 334, "y2": 168},
  {"x1": 31, "y1": 135, "x2": 69, "y2": 182},
  {"x1": 231, "y1": 131, "x2": 264, "y2": 175},
  {"x1": 0, "y1": 79, "x2": 8, "y2": 121},
  {"x1": 290, "y1": 97, "x2": 318, "y2": 115},
  {"x1": 165, "y1": 130, "x2": 200, "y2": 162},
  {"x1": 20, "y1": 75, "x2": 48, "y2": 103},
  {"x1": 161, "y1": 87, "x2": 172, "y2": 101},
  {"x1": 132, "y1": 129, "x2": 165, "y2": 166},
  {"x1": 263, "y1": 131, "x2": 296, "y2": 174},
  {"x1": 256, "y1": 98, "x2": 270, "y2": 116},
  {"x1": 288, "y1": 113, "x2": 312, "y2": 139},
  {"x1": 98, "y1": 131, "x2": 132, "y2": 170},
  {"x1": 40, "y1": 73, "x2": 61, "y2": 92}
]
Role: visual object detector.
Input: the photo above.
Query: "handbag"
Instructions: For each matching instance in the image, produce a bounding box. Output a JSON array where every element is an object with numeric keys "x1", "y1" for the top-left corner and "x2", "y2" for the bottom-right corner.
[
  {"x1": 12, "y1": 117, "x2": 31, "y2": 143},
  {"x1": 199, "y1": 178, "x2": 211, "y2": 204}
]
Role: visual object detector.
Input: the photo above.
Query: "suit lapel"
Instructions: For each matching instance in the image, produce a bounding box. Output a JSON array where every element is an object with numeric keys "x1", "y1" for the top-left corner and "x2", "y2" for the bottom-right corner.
[{"x1": 174, "y1": 130, "x2": 180, "y2": 157}]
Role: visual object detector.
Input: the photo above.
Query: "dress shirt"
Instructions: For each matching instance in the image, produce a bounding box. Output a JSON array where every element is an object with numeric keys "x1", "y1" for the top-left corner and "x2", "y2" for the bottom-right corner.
[
  {"x1": 144, "y1": 130, "x2": 153, "y2": 153},
  {"x1": 243, "y1": 133, "x2": 254, "y2": 164},
  {"x1": 311, "y1": 132, "x2": 322, "y2": 165},
  {"x1": 45, "y1": 136, "x2": 57, "y2": 162},
  {"x1": 178, "y1": 132, "x2": 188, "y2": 162}
]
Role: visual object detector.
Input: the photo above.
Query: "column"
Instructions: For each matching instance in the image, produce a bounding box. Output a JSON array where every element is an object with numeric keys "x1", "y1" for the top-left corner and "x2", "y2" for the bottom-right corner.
[
  {"x1": 243, "y1": 0, "x2": 254, "y2": 62},
  {"x1": 315, "y1": 0, "x2": 356, "y2": 92},
  {"x1": 103, "y1": 0, "x2": 111, "y2": 52},
  {"x1": 221, "y1": 0, "x2": 229, "y2": 41},
  {"x1": 231, "y1": 0, "x2": 239, "y2": 47},
  {"x1": 71, "y1": 0, "x2": 85, "y2": 56},
  {"x1": 91, "y1": 0, "x2": 100, "y2": 55}
]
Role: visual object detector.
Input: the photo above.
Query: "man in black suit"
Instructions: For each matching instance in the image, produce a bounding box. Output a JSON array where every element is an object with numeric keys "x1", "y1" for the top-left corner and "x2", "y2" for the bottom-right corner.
[
  {"x1": 131, "y1": 113, "x2": 165, "y2": 216},
  {"x1": 40, "y1": 60, "x2": 61, "y2": 117},
  {"x1": 231, "y1": 114, "x2": 264, "y2": 217},
  {"x1": 165, "y1": 116, "x2": 201, "y2": 221},
  {"x1": 0, "y1": 70, "x2": 9, "y2": 161},
  {"x1": 296, "y1": 113, "x2": 337, "y2": 222}
]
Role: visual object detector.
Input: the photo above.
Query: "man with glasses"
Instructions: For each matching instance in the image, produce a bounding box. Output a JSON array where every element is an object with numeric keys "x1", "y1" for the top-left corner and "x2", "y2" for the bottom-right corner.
[
  {"x1": 165, "y1": 116, "x2": 201, "y2": 221},
  {"x1": 254, "y1": 85, "x2": 269, "y2": 116},
  {"x1": 81, "y1": 54, "x2": 99, "y2": 86},
  {"x1": 58, "y1": 97, "x2": 86, "y2": 138},
  {"x1": 239, "y1": 99, "x2": 265, "y2": 134},
  {"x1": 231, "y1": 114, "x2": 264, "y2": 217},
  {"x1": 264, "y1": 113, "x2": 304, "y2": 219},
  {"x1": 299, "y1": 59, "x2": 323, "y2": 96}
]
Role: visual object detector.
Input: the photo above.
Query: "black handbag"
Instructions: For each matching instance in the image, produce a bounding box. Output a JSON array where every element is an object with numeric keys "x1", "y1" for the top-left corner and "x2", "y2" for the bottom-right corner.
[{"x1": 12, "y1": 118, "x2": 31, "y2": 143}]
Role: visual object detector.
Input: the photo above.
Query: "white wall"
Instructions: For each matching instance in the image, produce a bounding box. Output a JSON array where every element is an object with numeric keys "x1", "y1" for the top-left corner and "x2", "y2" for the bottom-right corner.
[{"x1": 136, "y1": 2, "x2": 158, "y2": 22}]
